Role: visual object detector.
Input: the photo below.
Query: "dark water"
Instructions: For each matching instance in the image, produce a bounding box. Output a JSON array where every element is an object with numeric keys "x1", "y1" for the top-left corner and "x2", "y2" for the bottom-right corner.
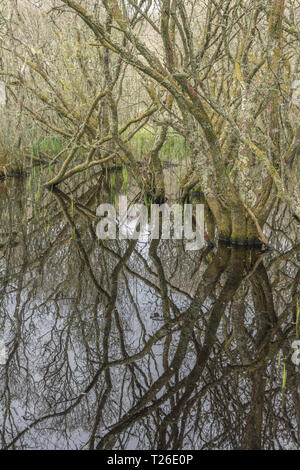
[{"x1": 0, "y1": 174, "x2": 299, "y2": 450}]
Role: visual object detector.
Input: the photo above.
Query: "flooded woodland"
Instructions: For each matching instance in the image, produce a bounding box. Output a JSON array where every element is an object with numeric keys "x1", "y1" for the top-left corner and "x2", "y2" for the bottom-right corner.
[{"x1": 0, "y1": 0, "x2": 299, "y2": 451}]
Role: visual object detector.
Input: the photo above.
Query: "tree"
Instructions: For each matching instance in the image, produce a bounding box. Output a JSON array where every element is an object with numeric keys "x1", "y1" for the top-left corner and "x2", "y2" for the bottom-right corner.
[
  {"x1": 54, "y1": 0, "x2": 299, "y2": 244},
  {"x1": 1, "y1": 1, "x2": 299, "y2": 243}
]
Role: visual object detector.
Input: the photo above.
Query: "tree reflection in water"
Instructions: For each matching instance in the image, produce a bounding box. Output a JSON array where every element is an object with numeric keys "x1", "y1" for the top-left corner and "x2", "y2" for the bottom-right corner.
[{"x1": 0, "y1": 176, "x2": 299, "y2": 450}]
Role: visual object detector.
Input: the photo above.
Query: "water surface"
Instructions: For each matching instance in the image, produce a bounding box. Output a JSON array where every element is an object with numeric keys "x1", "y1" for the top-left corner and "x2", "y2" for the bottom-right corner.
[{"x1": 0, "y1": 174, "x2": 299, "y2": 450}]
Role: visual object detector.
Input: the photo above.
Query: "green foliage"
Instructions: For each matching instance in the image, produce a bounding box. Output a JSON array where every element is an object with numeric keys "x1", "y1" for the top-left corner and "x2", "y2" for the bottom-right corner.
[
  {"x1": 281, "y1": 360, "x2": 287, "y2": 408},
  {"x1": 33, "y1": 137, "x2": 64, "y2": 157},
  {"x1": 130, "y1": 130, "x2": 188, "y2": 161},
  {"x1": 122, "y1": 166, "x2": 128, "y2": 192}
]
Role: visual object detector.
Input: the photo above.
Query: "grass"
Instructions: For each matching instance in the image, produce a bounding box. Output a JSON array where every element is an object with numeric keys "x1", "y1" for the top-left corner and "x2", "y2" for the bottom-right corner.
[
  {"x1": 1, "y1": 130, "x2": 188, "y2": 184},
  {"x1": 129, "y1": 129, "x2": 188, "y2": 161},
  {"x1": 32, "y1": 137, "x2": 64, "y2": 158},
  {"x1": 1, "y1": 136, "x2": 64, "y2": 178},
  {"x1": 30, "y1": 132, "x2": 188, "y2": 167},
  {"x1": 281, "y1": 360, "x2": 287, "y2": 408},
  {"x1": 122, "y1": 166, "x2": 128, "y2": 191}
]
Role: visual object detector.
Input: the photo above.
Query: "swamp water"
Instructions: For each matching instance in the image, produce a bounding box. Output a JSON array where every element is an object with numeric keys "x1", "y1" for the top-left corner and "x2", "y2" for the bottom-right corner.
[{"x1": 0, "y1": 170, "x2": 299, "y2": 450}]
